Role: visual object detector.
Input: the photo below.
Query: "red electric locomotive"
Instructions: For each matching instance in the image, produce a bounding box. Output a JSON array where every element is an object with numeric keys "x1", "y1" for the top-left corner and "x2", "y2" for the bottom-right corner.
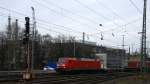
[{"x1": 56, "y1": 57, "x2": 102, "y2": 72}]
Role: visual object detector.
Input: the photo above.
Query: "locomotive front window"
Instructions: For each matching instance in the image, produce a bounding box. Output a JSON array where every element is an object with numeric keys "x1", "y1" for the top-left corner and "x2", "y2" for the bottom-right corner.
[{"x1": 58, "y1": 58, "x2": 67, "y2": 63}]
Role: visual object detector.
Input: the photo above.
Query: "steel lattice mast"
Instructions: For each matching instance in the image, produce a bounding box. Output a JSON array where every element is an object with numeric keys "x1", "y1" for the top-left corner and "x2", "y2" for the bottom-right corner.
[{"x1": 140, "y1": 0, "x2": 147, "y2": 73}]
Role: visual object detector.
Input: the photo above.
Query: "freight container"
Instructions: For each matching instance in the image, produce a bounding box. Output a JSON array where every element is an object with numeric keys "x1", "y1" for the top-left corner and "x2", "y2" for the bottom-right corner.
[
  {"x1": 128, "y1": 61, "x2": 140, "y2": 69},
  {"x1": 128, "y1": 56, "x2": 140, "y2": 61},
  {"x1": 95, "y1": 53, "x2": 107, "y2": 70}
]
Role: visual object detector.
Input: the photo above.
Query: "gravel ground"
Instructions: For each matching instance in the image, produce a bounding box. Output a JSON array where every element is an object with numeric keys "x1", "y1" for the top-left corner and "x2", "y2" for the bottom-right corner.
[{"x1": 100, "y1": 73, "x2": 150, "y2": 84}]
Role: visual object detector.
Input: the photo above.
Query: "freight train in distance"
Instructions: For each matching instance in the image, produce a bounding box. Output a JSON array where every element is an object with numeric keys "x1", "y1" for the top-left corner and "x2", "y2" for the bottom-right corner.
[{"x1": 56, "y1": 57, "x2": 150, "y2": 73}]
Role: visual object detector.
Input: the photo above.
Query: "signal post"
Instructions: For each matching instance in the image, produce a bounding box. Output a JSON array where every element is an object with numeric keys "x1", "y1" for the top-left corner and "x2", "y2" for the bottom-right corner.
[{"x1": 22, "y1": 17, "x2": 33, "y2": 81}]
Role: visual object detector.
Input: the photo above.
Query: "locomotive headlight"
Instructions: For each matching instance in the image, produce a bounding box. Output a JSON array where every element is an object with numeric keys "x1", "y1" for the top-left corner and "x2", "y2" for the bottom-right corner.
[{"x1": 62, "y1": 64, "x2": 66, "y2": 66}]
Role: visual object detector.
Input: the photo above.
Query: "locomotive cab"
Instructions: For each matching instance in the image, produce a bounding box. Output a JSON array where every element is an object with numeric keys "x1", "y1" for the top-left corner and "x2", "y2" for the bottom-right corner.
[
  {"x1": 57, "y1": 58, "x2": 68, "y2": 68},
  {"x1": 57, "y1": 57, "x2": 75, "y2": 71}
]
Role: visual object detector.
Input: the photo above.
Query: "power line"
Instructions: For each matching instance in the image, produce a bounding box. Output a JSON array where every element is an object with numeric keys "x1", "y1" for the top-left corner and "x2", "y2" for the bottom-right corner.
[
  {"x1": 73, "y1": 0, "x2": 121, "y2": 27},
  {"x1": 37, "y1": 21, "x2": 82, "y2": 34},
  {"x1": 73, "y1": 0, "x2": 143, "y2": 40},
  {"x1": 0, "y1": 12, "x2": 25, "y2": 24},
  {"x1": 0, "y1": 6, "x2": 83, "y2": 34},
  {"x1": 0, "y1": 5, "x2": 142, "y2": 38},
  {"x1": 0, "y1": 6, "x2": 29, "y2": 16},
  {"x1": 128, "y1": 0, "x2": 142, "y2": 13},
  {"x1": 96, "y1": 0, "x2": 125, "y2": 21},
  {"x1": 0, "y1": 11, "x2": 84, "y2": 38},
  {"x1": 96, "y1": 0, "x2": 141, "y2": 32},
  {"x1": 42, "y1": 0, "x2": 99, "y2": 24},
  {"x1": 88, "y1": 17, "x2": 142, "y2": 38},
  {"x1": 0, "y1": 5, "x2": 144, "y2": 49},
  {"x1": 128, "y1": 0, "x2": 150, "y2": 24},
  {"x1": 31, "y1": 0, "x2": 96, "y2": 29},
  {"x1": 0, "y1": 8, "x2": 143, "y2": 43}
]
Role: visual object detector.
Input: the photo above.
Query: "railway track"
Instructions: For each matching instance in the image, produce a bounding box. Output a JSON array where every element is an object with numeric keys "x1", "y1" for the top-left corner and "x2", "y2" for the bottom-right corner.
[
  {"x1": 0, "y1": 71, "x2": 139, "y2": 84},
  {"x1": 32, "y1": 72, "x2": 138, "y2": 84}
]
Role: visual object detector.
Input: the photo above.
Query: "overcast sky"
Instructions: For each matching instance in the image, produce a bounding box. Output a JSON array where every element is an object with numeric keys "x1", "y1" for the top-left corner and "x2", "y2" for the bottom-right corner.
[{"x1": 0, "y1": 0, "x2": 150, "y2": 52}]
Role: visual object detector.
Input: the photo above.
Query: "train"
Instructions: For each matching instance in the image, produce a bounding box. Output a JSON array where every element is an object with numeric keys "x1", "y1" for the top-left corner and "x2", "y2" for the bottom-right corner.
[
  {"x1": 55, "y1": 57, "x2": 150, "y2": 72},
  {"x1": 56, "y1": 57, "x2": 103, "y2": 72},
  {"x1": 127, "y1": 60, "x2": 150, "y2": 71}
]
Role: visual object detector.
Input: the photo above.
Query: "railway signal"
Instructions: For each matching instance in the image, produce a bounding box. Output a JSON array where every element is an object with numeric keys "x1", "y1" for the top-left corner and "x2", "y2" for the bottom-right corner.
[
  {"x1": 23, "y1": 17, "x2": 30, "y2": 45},
  {"x1": 23, "y1": 17, "x2": 32, "y2": 80}
]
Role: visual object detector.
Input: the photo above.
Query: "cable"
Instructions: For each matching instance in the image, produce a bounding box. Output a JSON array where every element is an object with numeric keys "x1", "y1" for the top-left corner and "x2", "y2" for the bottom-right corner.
[
  {"x1": 73, "y1": 0, "x2": 121, "y2": 27},
  {"x1": 96, "y1": 0, "x2": 141, "y2": 32},
  {"x1": 0, "y1": 11, "x2": 84, "y2": 39},
  {"x1": 128, "y1": 0, "x2": 150, "y2": 24},
  {"x1": 128, "y1": 0, "x2": 142, "y2": 13},
  {"x1": 36, "y1": 21, "x2": 82, "y2": 34},
  {"x1": 73, "y1": 0, "x2": 143, "y2": 40},
  {"x1": 0, "y1": 6, "x2": 84, "y2": 34},
  {"x1": 42, "y1": 0, "x2": 98, "y2": 24},
  {"x1": 0, "y1": 8, "x2": 142, "y2": 43},
  {"x1": 0, "y1": 5, "x2": 143, "y2": 48},
  {"x1": 31, "y1": 0, "x2": 96, "y2": 29},
  {"x1": 0, "y1": 6, "x2": 29, "y2": 16},
  {"x1": 89, "y1": 17, "x2": 141, "y2": 35},
  {"x1": 96, "y1": 0, "x2": 124, "y2": 21},
  {"x1": 0, "y1": 12, "x2": 25, "y2": 24},
  {"x1": 0, "y1": 11, "x2": 80, "y2": 38}
]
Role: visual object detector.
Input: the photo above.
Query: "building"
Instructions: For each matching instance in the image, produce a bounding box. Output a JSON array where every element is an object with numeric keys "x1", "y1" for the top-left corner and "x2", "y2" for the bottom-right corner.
[
  {"x1": 48, "y1": 41, "x2": 127, "y2": 69},
  {"x1": 95, "y1": 46, "x2": 126, "y2": 69}
]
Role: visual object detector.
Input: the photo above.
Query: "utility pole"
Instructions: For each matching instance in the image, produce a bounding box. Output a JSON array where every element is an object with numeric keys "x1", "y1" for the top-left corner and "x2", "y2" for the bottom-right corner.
[
  {"x1": 73, "y1": 41, "x2": 76, "y2": 57},
  {"x1": 131, "y1": 44, "x2": 134, "y2": 54},
  {"x1": 140, "y1": 0, "x2": 147, "y2": 73},
  {"x1": 14, "y1": 19, "x2": 18, "y2": 40},
  {"x1": 122, "y1": 35, "x2": 125, "y2": 69},
  {"x1": 7, "y1": 16, "x2": 12, "y2": 39},
  {"x1": 122, "y1": 35, "x2": 125, "y2": 50},
  {"x1": 31, "y1": 6, "x2": 36, "y2": 72},
  {"x1": 122, "y1": 35, "x2": 127, "y2": 69},
  {"x1": 13, "y1": 19, "x2": 19, "y2": 69},
  {"x1": 128, "y1": 46, "x2": 130, "y2": 55},
  {"x1": 7, "y1": 16, "x2": 11, "y2": 70},
  {"x1": 83, "y1": 32, "x2": 85, "y2": 44}
]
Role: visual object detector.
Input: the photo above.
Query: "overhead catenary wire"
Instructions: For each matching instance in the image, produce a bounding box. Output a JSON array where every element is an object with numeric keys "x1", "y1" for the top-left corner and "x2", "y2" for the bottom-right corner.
[
  {"x1": 0, "y1": 14, "x2": 131, "y2": 49},
  {"x1": 88, "y1": 17, "x2": 142, "y2": 36},
  {"x1": 128, "y1": 0, "x2": 142, "y2": 13},
  {"x1": 41, "y1": 0, "x2": 99, "y2": 24},
  {"x1": 128, "y1": 0, "x2": 150, "y2": 24},
  {"x1": 43, "y1": 0, "x2": 144, "y2": 36},
  {"x1": 96, "y1": 0, "x2": 142, "y2": 32},
  {"x1": 0, "y1": 11, "x2": 83, "y2": 39},
  {"x1": 0, "y1": 11, "x2": 83, "y2": 40},
  {"x1": 0, "y1": 5, "x2": 143, "y2": 38},
  {"x1": 0, "y1": 2, "x2": 94, "y2": 33},
  {"x1": 0, "y1": 3, "x2": 147, "y2": 49},
  {"x1": 38, "y1": 25, "x2": 121, "y2": 48},
  {"x1": 0, "y1": 6, "x2": 144, "y2": 42},
  {"x1": 31, "y1": 0, "x2": 97, "y2": 30},
  {"x1": 73, "y1": 0, "x2": 122, "y2": 27},
  {"x1": 0, "y1": 6, "x2": 84, "y2": 34},
  {"x1": 73, "y1": 0, "x2": 142, "y2": 43},
  {"x1": 96, "y1": 0, "x2": 125, "y2": 21}
]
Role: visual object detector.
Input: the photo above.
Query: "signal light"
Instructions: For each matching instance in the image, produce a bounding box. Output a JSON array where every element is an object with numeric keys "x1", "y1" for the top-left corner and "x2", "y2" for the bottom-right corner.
[
  {"x1": 25, "y1": 17, "x2": 30, "y2": 34},
  {"x1": 22, "y1": 17, "x2": 30, "y2": 45}
]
